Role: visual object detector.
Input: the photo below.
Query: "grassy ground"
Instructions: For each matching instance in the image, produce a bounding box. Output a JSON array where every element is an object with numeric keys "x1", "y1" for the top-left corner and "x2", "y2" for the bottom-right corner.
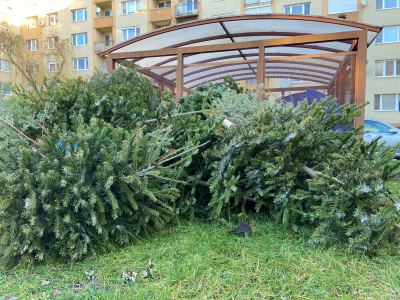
[{"x1": 1, "y1": 216, "x2": 399, "y2": 299}]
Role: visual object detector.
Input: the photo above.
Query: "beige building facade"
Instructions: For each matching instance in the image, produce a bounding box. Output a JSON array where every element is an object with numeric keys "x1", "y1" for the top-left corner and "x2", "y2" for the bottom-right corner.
[{"x1": 1, "y1": 0, "x2": 399, "y2": 126}]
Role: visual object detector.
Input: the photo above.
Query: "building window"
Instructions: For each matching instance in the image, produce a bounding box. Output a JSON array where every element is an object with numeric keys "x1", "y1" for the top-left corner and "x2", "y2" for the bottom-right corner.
[
  {"x1": 245, "y1": 5, "x2": 272, "y2": 14},
  {"x1": 27, "y1": 17, "x2": 37, "y2": 29},
  {"x1": 374, "y1": 94, "x2": 399, "y2": 111},
  {"x1": 376, "y1": 26, "x2": 400, "y2": 44},
  {"x1": 104, "y1": 10, "x2": 112, "y2": 16},
  {"x1": 0, "y1": 83, "x2": 12, "y2": 96},
  {"x1": 158, "y1": 1, "x2": 171, "y2": 7},
  {"x1": 27, "y1": 39, "x2": 38, "y2": 51},
  {"x1": 74, "y1": 58, "x2": 89, "y2": 70},
  {"x1": 47, "y1": 13, "x2": 57, "y2": 25},
  {"x1": 0, "y1": 60, "x2": 10, "y2": 72},
  {"x1": 376, "y1": 0, "x2": 400, "y2": 9},
  {"x1": 122, "y1": 1, "x2": 137, "y2": 15},
  {"x1": 284, "y1": 3, "x2": 311, "y2": 14},
  {"x1": 122, "y1": 27, "x2": 140, "y2": 41},
  {"x1": 72, "y1": 9, "x2": 87, "y2": 22},
  {"x1": 48, "y1": 60, "x2": 59, "y2": 72},
  {"x1": 328, "y1": 0, "x2": 357, "y2": 14},
  {"x1": 1, "y1": 12, "x2": 10, "y2": 26},
  {"x1": 375, "y1": 60, "x2": 400, "y2": 77},
  {"x1": 245, "y1": 0, "x2": 271, "y2": 5},
  {"x1": 211, "y1": 13, "x2": 234, "y2": 17},
  {"x1": 27, "y1": 62, "x2": 39, "y2": 74},
  {"x1": 28, "y1": 83, "x2": 40, "y2": 91},
  {"x1": 249, "y1": 79, "x2": 257, "y2": 84},
  {"x1": 72, "y1": 33, "x2": 88, "y2": 46},
  {"x1": 48, "y1": 37, "x2": 58, "y2": 49}
]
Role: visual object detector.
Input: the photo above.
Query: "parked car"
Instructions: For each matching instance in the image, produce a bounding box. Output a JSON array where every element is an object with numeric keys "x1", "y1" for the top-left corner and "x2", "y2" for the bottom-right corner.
[{"x1": 364, "y1": 118, "x2": 400, "y2": 158}]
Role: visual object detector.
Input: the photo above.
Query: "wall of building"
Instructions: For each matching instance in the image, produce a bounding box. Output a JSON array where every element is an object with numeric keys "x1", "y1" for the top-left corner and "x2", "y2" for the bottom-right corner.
[
  {"x1": 115, "y1": 0, "x2": 148, "y2": 42},
  {"x1": 363, "y1": 0, "x2": 400, "y2": 125},
  {"x1": 202, "y1": 0, "x2": 241, "y2": 19},
  {"x1": 0, "y1": 3, "x2": 22, "y2": 91}
]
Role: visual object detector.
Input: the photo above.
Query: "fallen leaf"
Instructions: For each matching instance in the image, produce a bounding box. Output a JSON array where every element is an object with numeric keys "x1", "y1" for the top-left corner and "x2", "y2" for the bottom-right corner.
[
  {"x1": 41, "y1": 280, "x2": 51, "y2": 286},
  {"x1": 51, "y1": 289, "x2": 61, "y2": 297}
]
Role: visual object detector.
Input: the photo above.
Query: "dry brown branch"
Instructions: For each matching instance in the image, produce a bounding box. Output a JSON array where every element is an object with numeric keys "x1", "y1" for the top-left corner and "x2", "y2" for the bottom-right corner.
[{"x1": 0, "y1": 117, "x2": 40, "y2": 147}]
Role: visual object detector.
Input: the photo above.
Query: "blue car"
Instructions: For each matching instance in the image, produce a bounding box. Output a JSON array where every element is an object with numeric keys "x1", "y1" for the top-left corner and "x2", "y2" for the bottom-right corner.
[{"x1": 364, "y1": 118, "x2": 400, "y2": 158}]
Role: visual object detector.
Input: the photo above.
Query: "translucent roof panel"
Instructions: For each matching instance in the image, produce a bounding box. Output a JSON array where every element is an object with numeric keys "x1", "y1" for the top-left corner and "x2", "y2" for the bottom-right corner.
[
  {"x1": 102, "y1": 15, "x2": 381, "y2": 91},
  {"x1": 104, "y1": 15, "x2": 380, "y2": 56}
]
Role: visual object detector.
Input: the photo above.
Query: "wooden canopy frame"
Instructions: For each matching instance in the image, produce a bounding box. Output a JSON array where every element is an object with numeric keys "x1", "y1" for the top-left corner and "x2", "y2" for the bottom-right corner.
[{"x1": 101, "y1": 14, "x2": 381, "y2": 127}]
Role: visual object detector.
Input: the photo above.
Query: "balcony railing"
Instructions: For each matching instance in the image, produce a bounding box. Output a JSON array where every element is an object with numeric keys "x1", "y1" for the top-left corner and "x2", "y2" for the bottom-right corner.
[
  {"x1": 175, "y1": 1, "x2": 198, "y2": 16},
  {"x1": 244, "y1": 0, "x2": 271, "y2": 5},
  {"x1": 94, "y1": 41, "x2": 114, "y2": 52},
  {"x1": 94, "y1": 15, "x2": 113, "y2": 29},
  {"x1": 150, "y1": 7, "x2": 172, "y2": 22}
]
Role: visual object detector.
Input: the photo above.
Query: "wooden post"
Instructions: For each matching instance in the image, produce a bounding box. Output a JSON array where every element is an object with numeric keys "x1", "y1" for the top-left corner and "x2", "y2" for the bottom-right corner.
[
  {"x1": 176, "y1": 53, "x2": 184, "y2": 98},
  {"x1": 107, "y1": 55, "x2": 115, "y2": 72},
  {"x1": 257, "y1": 44, "x2": 265, "y2": 100},
  {"x1": 354, "y1": 30, "x2": 367, "y2": 128}
]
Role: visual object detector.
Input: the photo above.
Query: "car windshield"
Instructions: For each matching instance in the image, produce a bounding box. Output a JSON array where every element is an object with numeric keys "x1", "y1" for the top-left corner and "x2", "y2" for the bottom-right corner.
[{"x1": 365, "y1": 120, "x2": 393, "y2": 133}]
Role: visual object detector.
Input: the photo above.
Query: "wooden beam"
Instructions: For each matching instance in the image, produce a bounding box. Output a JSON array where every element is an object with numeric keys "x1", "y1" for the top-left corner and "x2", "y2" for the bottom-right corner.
[
  {"x1": 109, "y1": 31, "x2": 363, "y2": 60},
  {"x1": 176, "y1": 53, "x2": 184, "y2": 98},
  {"x1": 354, "y1": 30, "x2": 367, "y2": 128},
  {"x1": 100, "y1": 15, "x2": 380, "y2": 56},
  {"x1": 107, "y1": 56, "x2": 115, "y2": 72}
]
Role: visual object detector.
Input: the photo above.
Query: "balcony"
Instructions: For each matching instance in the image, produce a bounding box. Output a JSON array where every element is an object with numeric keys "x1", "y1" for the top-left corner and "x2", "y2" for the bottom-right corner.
[
  {"x1": 175, "y1": 1, "x2": 198, "y2": 17},
  {"x1": 94, "y1": 41, "x2": 114, "y2": 52},
  {"x1": 94, "y1": 16, "x2": 113, "y2": 29},
  {"x1": 244, "y1": 0, "x2": 271, "y2": 5},
  {"x1": 150, "y1": 7, "x2": 172, "y2": 22}
]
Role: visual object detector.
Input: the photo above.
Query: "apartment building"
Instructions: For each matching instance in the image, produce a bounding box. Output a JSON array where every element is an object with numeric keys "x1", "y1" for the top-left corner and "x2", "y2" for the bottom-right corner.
[{"x1": 0, "y1": 0, "x2": 399, "y2": 125}]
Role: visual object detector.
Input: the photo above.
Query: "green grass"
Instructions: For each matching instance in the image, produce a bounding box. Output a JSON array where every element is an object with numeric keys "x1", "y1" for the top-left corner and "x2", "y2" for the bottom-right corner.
[{"x1": 1, "y1": 216, "x2": 400, "y2": 299}]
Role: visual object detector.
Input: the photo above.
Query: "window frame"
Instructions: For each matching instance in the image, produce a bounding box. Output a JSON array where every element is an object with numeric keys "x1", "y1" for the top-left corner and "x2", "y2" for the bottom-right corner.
[
  {"x1": 284, "y1": 3, "x2": 311, "y2": 14},
  {"x1": 249, "y1": 78, "x2": 257, "y2": 84},
  {"x1": 72, "y1": 9, "x2": 87, "y2": 22},
  {"x1": 27, "y1": 17, "x2": 37, "y2": 29},
  {"x1": 0, "y1": 59, "x2": 10, "y2": 72},
  {"x1": 158, "y1": 1, "x2": 171, "y2": 7},
  {"x1": 374, "y1": 94, "x2": 399, "y2": 111},
  {"x1": 375, "y1": 60, "x2": 400, "y2": 78},
  {"x1": 73, "y1": 58, "x2": 89, "y2": 71},
  {"x1": 27, "y1": 39, "x2": 38, "y2": 52},
  {"x1": 27, "y1": 62, "x2": 40, "y2": 74},
  {"x1": 1, "y1": 12, "x2": 10, "y2": 26},
  {"x1": 122, "y1": 1, "x2": 137, "y2": 15},
  {"x1": 376, "y1": 0, "x2": 400, "y2": 10},
  {"x1": 72, "y1": 33, "x2": 88, "y2": 47},
  {"x1": 245, "y1": 4, "x2": 272, "y2": 14},
  {"x1": 104, "y1": 9, "x2": 112, "y2": 16},
  {"x1": 328, "y1": 0, "x2": 357, "y2": 14},
  {"x1": 122, "y1": 26, "x2": 140, "y2": 41},
  {"x1": 0, "y1": 83, "x2": 12, "y2": 96},
  {"x1": 47, "y1": 13, "x2": 58, "y2": 26},
  {"x1": 47, "y1": 37, "x2": 58, "y2": 49},
  {"x1": 48, "y1": 60, "x2": 59, "y2": 73},
  {"x1": 376, "y1": 26, "x2": 400, "y2": 44}
]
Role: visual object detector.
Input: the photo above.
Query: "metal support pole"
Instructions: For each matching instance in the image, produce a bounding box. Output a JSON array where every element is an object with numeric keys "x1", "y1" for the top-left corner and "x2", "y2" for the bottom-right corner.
[
  {"x1": 257, "y1": 45, "x2": 265, "y2": 100},
  {"x1": 354, "y1": 30, "x2": 367, "y2": 128},
  {"x1": 176, "y1": 53, "x2": 184, "y2": 98}
]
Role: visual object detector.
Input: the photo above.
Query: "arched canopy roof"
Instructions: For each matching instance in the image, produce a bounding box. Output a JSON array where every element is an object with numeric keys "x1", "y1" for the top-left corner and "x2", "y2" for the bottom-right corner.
[{"x1": 101, "y1": 14, "x2": 380, "y2": 91}]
